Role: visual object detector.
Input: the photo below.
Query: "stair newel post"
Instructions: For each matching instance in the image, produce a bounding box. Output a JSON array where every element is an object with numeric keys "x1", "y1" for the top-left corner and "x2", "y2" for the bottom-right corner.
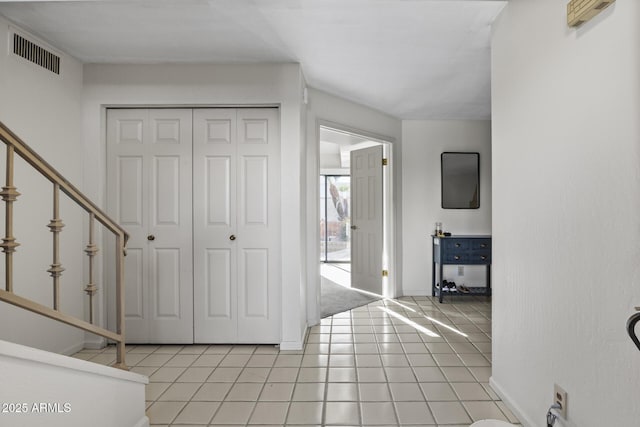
[
  {"x1": 1, "y1": 145, "x2": 20, "y2": 292},
  {"x1": 47, "y1": 183, "x2": 64, "y2": 310},
  {"x1": 84, "y1": 213, "x2": 98, "y2": 324},
  {"x1": 114, "y1": 233, "x2": 127, "y2": 370}
]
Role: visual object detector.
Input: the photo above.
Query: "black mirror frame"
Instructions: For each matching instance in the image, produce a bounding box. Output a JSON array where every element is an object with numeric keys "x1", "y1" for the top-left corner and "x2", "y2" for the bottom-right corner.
[{"x1": 441, "y1": 152, "x2": 480, "y2": 209}]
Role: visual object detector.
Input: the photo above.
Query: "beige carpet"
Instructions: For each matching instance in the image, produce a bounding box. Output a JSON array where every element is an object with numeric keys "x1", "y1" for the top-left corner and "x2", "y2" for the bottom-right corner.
[{"x1": 320, "y1": 277, "x2": 381, "y2": 318}]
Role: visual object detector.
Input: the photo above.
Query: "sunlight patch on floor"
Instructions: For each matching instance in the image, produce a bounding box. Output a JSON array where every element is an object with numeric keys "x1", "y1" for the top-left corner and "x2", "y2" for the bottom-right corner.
[
  {"x1": 378, "y1": 306, "x2": 440, "y2": 338},
  {"x1": 320, "y1": 263, "x2": 351, "y2": 288}
]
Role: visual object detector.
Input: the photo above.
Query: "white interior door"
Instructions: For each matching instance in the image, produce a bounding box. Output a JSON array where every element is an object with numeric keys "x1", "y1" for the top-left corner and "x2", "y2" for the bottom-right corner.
[
  {"x1": 350, "y1": 145, "x2": 383, "y2": 295},
  {"x1": 107, "y1": 109, "x2": 193, "y2": 343},
  {"x1": 193, "y1": 108, "x2": 280, "y2": 343}
]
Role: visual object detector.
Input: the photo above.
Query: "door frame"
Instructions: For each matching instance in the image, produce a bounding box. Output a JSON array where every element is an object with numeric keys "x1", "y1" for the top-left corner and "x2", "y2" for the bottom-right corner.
[{"x1": 310, "y1": 120, "x2": 396, "y2": 324}]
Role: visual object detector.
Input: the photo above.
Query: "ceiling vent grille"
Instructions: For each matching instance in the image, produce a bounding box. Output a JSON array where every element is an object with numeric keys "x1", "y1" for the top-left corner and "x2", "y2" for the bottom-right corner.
[{"x1": 12, "y1": 33, "x2": 60, "y2": 75}]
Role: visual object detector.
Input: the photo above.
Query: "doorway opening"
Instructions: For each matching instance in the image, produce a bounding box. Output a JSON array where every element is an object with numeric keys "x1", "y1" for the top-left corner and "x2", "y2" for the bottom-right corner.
[{"x1": 318, "y1": 124, "x2": 393, "y2": 317}]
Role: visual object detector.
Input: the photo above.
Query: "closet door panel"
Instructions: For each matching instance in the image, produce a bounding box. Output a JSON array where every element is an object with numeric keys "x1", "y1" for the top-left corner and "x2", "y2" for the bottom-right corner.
[
  {"x1": 241, "y1": 156, "x2": 268, "y2": 226},
  {"x1": 194, "y1": 108, "x2": 280, "y2": 344},
  {"x1": 193, "y1": 109, "x2": 238, "y2": 342},
  {"x1": 147, "y1": 109, "x2": 193, "y2": 343},
  {"x1": 206, "y1": 249, "x2": 232, "y2": 318},
  {"x1": 107, "y1": 108, "x2": 193, "y2": 344},
  {"x1": 206, "y1": 156, "x2": 232, "y2": 226},
  {"x1": 240, "y1": 248, "x2": 269, "y2": 318},
  {"x1": 117, "y1": 156, "x2": 143, "y2": 226},
  {"x1": 236, "y1": 108, "x2": 280, "y2": 343}
]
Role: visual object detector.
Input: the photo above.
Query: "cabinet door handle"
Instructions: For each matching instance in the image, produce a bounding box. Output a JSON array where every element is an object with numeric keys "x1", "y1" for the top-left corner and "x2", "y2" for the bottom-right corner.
[
  {"x1": 480, "y1": 244, "x2": 487, "y2": 248},
  {"x1": 454, "y1": 255, "x2": 460, "y2": 260},
  {"x1": 481, "y1": 255, "x2": 487, "y2": 260},
  {"x1": 147, "y1": 235, "x2": 155, "y2": 241},
  {"x1": 455, "y1": 243, "x2": 461, "y2": 248},
  {"x1": 229, "y1": 235, "x2": 236, "y2": 241}
]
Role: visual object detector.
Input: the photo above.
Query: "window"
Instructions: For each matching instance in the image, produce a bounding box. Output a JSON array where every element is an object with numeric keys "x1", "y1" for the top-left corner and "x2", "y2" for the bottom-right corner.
[{"x1": 320, "y1": 175, "x2": 351, "y2": 262}]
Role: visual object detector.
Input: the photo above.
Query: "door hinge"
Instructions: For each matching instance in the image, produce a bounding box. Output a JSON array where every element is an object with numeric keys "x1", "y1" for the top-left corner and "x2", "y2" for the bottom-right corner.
[
  {"x1": 382, "y1": 158, "x2": 388, "y2": 166},
  {"x1": 382, "y1": 269, "x2": 389, "y2": 277}
]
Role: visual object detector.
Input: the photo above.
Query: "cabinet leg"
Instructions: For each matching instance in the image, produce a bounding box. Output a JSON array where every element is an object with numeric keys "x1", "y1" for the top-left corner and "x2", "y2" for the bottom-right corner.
[
  {"x1": 486, "y1": 265, "x2": 491, "y2": 297},
  {"x1": 439, "y1": 264, "x2": 444, "y2": 303},
  {"x1": 432, "y1": 262, "x2": 436, "y2": 297}
]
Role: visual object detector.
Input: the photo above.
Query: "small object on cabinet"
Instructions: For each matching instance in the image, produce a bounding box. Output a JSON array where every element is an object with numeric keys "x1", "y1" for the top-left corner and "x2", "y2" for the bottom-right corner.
[{"x1": 435, "y1": 222, "x2": 443, "y2": 236}]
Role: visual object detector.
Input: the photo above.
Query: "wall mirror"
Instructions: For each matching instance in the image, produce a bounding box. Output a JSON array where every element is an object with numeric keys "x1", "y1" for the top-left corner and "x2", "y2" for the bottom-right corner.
[{"x1": 441, "y1": 152, "x2": 480, "y2": 209}]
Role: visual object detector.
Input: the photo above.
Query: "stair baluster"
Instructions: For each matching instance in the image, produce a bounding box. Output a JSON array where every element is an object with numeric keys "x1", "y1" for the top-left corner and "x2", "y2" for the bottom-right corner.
[
  {"x1": 0, "y1": 145, "x2": 20, "y2": 292},
  {"x1": 47, "y1": 183, "x2": 65, "y2": 310},
  {"x1": 84, "y1": 212, "x2": 98, "y2": 324}
]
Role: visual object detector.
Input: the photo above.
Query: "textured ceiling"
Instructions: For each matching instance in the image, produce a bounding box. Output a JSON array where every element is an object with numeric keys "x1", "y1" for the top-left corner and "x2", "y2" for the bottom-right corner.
[{"x1": 0, "y1": 0, "x2": 506, "y2": 119}]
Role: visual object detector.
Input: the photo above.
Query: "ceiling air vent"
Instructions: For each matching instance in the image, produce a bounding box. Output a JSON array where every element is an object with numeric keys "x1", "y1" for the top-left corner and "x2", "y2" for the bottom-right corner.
[{"x1": 12, "y1": 32, "x2": 61, "y2": 75}]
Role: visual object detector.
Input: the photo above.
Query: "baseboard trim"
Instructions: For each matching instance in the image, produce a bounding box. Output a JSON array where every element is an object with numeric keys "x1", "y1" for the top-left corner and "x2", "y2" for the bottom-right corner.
[
  {"x1": 399, "y1": 289, "x2": 431, "y2": 297},
  {"x1": 279, "y1": 340, "x2": 303, "y2": 351},
  {"x1": 61, "y1": 341, "x2": 85, "y2": 357},
  {"x1": 83, "y1": 337, "x2": 107, "y2": 350},
  {"x1": 279, "y1": 325, "x2": 308, "y2": 351},
  {"x1": 489, "y1": 376, "x2": 535, "y2": 427}
]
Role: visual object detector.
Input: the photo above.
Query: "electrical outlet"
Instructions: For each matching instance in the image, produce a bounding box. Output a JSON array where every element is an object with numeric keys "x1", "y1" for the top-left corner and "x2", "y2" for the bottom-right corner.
[
  {"x1": 554, "y1": 384, "x2": 568, "y2": 419},
  {"x1": 457, "y1": 266, "x2": 464, "y2": 276}
]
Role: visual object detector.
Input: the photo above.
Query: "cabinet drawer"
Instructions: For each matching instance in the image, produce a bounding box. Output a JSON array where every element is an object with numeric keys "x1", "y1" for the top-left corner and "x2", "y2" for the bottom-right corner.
[
  {"x1": 471, "y1": 239, "x2": 491, "y2": 250},
  {"x1": 443, "y1": 240, "x2": 470, "y2": 251},
  {"x1": 443, "y1": 253, "x2": 468, "y2": 263},
  {"x1": 469, "y1": 251, "x2": 491, "y2": 264}
]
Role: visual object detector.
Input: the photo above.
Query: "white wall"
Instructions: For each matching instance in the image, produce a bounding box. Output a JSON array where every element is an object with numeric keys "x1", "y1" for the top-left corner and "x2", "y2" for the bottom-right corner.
[
  {"x1": 0, "y1": 17, "x2": 86, "y2": 355},
  {"x1": 305, "y1": 88, "x2": 402, "y2": 324},
  {"x1": 81, "y1": 63, "x2": 308, "y2": 349},
  {"x1": 401, "y1": 120, "x2": 491, "y2": 295},
  {"x1": 491, "y1": 1, "x2": 640, "y2": 426},
  {"x1": 319, "y1": 149, "x2": 343, "y2": 170}
]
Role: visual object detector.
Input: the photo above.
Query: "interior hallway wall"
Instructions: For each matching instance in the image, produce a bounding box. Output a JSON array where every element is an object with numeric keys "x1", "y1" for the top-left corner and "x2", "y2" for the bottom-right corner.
[
  {"x1": 0, "y1": 17, "x2": 86, "y2": 355},
  {"x1": 491, "y1": 1, "x2": 640, "y2": 425},
  {"x1": 401, "y1": 120, "x2": 492, "y2": 296}
]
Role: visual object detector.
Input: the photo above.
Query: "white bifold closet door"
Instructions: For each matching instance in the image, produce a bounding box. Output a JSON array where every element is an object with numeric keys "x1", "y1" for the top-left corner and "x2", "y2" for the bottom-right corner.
[
  {"x1": 193, "y1": 109, "x2": 281, "y2": 343},
  {"x1": 107, "y1": 107, "x2": 280, "y2": 344},
  {"x1": 106, "y1": 109, "x2": 194, "y2": 343}
]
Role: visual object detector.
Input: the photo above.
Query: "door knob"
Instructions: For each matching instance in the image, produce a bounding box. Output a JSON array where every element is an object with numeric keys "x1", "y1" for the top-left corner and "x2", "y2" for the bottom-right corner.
[
  {"x1": 147, "y1": 235, "x2": 155, "y2": 241},
  {"x1": 229, "y1": 235, "x2": 236, "y2": 241}
]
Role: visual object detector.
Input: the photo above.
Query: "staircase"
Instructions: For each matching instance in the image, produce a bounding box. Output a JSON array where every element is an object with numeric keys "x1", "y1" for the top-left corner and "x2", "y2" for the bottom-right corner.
[{"x1": 0, "y1": 121, "x2": 148, "y2": 427}]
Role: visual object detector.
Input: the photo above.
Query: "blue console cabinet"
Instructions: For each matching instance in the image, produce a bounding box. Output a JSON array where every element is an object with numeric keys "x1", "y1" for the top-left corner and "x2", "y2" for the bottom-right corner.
[{"x1": 432, "y1": 235, "x2": 492, "y2": 303}]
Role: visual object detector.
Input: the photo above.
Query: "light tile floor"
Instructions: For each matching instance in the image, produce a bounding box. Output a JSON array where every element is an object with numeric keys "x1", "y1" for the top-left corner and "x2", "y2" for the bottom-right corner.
[{"x1": 73, "y1": 296, "x2": 521, "y2": 426}]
